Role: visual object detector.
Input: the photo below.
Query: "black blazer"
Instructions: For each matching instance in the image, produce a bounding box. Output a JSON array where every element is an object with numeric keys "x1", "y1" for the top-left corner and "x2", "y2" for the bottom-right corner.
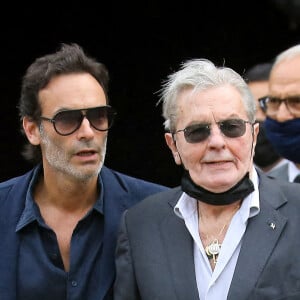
[{"x1": 114, "y1": 171, "x2": 300, "y2": 300}]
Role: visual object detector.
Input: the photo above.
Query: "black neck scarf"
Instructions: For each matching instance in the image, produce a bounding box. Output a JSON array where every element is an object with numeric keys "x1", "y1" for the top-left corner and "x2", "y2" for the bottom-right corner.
[{"x1": 181, "y1": 169, "x2": 254, "y2": 205}]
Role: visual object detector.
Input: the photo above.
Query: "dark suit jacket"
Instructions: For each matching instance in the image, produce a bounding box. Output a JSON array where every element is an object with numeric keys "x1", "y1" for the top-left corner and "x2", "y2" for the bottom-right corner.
[
  {"x1": 0, "y1": 165, "x2": 168, "y2": 300},
  {"x1": 114, "y1": 171, "x2": 300, "y2": 300}
]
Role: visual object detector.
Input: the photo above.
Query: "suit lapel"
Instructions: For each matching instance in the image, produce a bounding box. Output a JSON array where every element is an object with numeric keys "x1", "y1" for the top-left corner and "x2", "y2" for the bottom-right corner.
[
  {"x1": 159, "y1": 193, "x2": 199, "y2": 300},
  {"x1": 96, "y1": 167, "x2": 129, "y2": 299},
  {"x1": 0, "y1": 215, "x2": 19, "y2": 300},
  {"x1": 0, "y1": 170, "x2": 35, "y2": 300},
  {"x1": 228, "y1": 174, "x2": 287, "y2": 300}
]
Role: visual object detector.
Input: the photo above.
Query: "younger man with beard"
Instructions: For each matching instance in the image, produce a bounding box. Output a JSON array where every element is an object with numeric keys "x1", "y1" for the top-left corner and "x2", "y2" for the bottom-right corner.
[{"x1": 0, "y1": 43, "x2": 168, "y2": 300}]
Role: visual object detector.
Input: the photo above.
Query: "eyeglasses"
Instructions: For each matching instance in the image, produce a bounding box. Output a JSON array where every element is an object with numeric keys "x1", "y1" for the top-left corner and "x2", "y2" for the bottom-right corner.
[
  {"x1": 40, "y1": 106, "x2": 116, "y2": 136},
  {"x1": 259, "y1": 96, "x2": 300, "y2": 116},
  {"x1": 173, "y1": 119, "x2": 254, "y2": 143}
]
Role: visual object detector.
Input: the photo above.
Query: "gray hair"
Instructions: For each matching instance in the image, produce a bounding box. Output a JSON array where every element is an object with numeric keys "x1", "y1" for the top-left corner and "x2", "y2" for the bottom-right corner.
[
  {"x1": 273, "y1": 44, "x2": 300, "y2": 68},
  {"x1": 159, "y1": 59, "x2": 256, "y2": 132}
]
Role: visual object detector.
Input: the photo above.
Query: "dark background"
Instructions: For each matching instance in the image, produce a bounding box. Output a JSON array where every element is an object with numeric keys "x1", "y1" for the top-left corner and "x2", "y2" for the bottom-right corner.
[{"x1": 1, "y1": 0, "x2": 300, "y2": 187}]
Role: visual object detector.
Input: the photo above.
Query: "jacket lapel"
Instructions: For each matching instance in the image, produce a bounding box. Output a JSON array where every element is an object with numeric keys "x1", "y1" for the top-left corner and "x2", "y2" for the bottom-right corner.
[
  {"x1": 0, "y1": 169, "x2": 35, "y2": 300},
  {"x1": 98, "y1": 167, "x2": 163, "y2": 298},
  {"x1": 228, "y1": 174, "x2": 287, "y2": 300},
  {"x1": 96, "y1": 167, "x2": 129, "y2": 299},
  {"x1": 159, "y1": 191, "x2": 200, "y2": 299}
]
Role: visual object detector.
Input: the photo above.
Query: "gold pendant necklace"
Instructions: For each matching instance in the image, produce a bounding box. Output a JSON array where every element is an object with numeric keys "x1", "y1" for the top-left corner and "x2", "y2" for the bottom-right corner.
[
  {"x1": 199, "y1": 204, "x2": 240, "y2": 265},
  {"x1": 204, "y1": 223, "x2": 227, "y2": 264}
]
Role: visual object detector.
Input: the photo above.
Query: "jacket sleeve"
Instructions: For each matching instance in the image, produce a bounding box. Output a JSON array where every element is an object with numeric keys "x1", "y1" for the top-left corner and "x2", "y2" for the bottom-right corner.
[{"x1": 114, "y1": 211, "x2": 141, "y2": 300}]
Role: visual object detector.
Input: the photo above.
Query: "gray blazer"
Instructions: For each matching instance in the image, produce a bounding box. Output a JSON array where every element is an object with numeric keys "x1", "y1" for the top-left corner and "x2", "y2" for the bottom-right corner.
[
  {"x1": 267, "y1": 163, "x2": 289, "y2": 182},
  {"x1": 114, "y1": 171, "x2": 300, "y2": 300}
]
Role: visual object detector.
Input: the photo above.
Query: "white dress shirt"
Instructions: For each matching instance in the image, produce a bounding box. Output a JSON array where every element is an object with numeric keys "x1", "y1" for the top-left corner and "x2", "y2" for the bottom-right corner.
[{"x1": 174, "y1": 168, "x2": 260, "y2": 300}]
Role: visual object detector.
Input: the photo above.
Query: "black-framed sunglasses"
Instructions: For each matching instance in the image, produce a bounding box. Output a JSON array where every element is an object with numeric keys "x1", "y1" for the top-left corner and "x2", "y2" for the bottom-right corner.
[
  {"x1": 259, "y1": 96, "x2": 300, "y2": 116},
  {"x1": 173, "y1": 118, "x2": 254, "y2": 144},
  {"x1": 40, "y1": 105, "x2": 117, "y2": 136}
]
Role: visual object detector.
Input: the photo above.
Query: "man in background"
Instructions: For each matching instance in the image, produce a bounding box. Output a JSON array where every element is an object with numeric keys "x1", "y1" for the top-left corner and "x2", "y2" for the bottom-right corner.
[
  {"x1": 261, "y1": 44, "x2": 300, "y2": 182},
  {"x1": 245, "y1": 62, "x2": 288, "y2": 173}
]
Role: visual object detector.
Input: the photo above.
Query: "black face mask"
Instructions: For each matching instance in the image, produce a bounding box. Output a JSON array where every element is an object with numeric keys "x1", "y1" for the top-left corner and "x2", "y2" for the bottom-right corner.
[
  {"x1": 181, "y1": 169, "x2": 254, "y2": 205},
  {"x1": 254, "y1": 122, "x2": 281, "y2": 168}
]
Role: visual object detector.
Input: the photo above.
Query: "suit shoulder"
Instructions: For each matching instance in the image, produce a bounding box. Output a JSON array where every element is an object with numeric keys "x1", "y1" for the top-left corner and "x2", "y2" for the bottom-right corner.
[
  {"x1": 0, "y1": 169, "x2": 35, "y2": 209},
  {"x1": 279, "y1": 179, "x2": 300, "y2": 195},
  {"x1": 101, "y1": 166, "x2": 170, "y2": 195},
  {"x1": 259, "y1": 173, "x2": 300, "y2": 210},
  {"x1": 129, "y1": 187, "x2": 181, "y2": 212},
  {"x1": 0, "y1": 170, "x2": 33, "y2": 192},
  {"x1": 122, "y1": 187, "x2": 181, "y2": 228}
]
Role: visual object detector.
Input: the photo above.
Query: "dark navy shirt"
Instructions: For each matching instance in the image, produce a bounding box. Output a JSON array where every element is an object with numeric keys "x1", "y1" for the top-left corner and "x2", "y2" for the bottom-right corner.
[{"x1": 16, "y1": 166, "x2": 105, "y2": 300}]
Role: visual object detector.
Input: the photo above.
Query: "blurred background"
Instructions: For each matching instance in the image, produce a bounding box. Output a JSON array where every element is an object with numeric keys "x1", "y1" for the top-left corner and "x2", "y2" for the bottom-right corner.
[{"x1": 1, "y1": 0, "x2": 300, "y2": 187}]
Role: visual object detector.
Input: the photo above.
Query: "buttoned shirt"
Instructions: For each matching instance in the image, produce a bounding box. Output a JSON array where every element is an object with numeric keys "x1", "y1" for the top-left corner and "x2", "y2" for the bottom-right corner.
[
  {"x1": 174, "y1": 168, "x2": 260, "y2": 300},
  {"x1": 16, "y1": 166, "x2": 104, "y2": 299}
]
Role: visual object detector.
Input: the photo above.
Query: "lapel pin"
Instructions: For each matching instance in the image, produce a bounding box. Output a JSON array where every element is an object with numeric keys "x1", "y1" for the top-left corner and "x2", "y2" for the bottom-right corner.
[{"x1": 270, "y1": 222, "x2": 276, "y2": 230}]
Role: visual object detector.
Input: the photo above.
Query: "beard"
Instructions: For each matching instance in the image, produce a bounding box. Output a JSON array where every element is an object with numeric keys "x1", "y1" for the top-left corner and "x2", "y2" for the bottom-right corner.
[{"x1": 39, "y1": 124, "x2": 106, "y2": 182}]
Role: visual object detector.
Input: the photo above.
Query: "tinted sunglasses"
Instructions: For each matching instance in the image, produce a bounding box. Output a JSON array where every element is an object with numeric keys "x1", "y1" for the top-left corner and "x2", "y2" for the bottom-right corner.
[
  {"x1": 173, "y1": 119, "x2": 254, "y2": 143},
  {"x1": 40, "y1": 106, "x2": 116, "y2": 136}
]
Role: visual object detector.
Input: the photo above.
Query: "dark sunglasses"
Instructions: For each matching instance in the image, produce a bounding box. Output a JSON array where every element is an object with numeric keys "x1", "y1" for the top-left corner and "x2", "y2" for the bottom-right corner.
[
  {"x1": 40, "y1": 106, "x2": 116, "y2": 136},
  {"x1": 173, "y1": 119, "x2": 254, "y2": 143}
]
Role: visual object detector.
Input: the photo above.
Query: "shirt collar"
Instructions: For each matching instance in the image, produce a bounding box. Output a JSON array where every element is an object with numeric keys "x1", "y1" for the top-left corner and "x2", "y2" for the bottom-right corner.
[
  {"x1": 174, "y1": 167, "x2": 260, "y2": 222},
  {"x1": 16, "y1": 165, "x2": 104, "y2": 232}
]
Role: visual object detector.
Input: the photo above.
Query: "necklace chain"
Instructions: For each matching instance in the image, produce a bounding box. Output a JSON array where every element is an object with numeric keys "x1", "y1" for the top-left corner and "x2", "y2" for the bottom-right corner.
[{"x1": 198, "y1": 204, "x2": 240, "y2": 265}]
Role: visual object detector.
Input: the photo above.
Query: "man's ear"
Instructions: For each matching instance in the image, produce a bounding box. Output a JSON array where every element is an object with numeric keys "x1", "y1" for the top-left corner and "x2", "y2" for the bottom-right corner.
[
  {"x1": 252, "y1": 121, "x2": 260, "y2": 149},
  {"x1": 22, "y1": 116, "x2": 41, "y2": 145},
  {"x1": 165, "y1": 132, "x2": 182, "y2": 165}
]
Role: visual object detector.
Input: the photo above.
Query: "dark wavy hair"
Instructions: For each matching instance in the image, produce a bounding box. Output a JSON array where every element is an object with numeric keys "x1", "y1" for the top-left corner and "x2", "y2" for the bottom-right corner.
[{"x1": 18, "y1": 43, "x2": 110, "y2": 164}]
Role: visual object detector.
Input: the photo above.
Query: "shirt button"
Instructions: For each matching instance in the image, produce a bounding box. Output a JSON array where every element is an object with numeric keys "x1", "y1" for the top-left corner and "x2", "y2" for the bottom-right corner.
[{"x1": 71, "y1": 280, "x2": 78, "y2": 287}]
